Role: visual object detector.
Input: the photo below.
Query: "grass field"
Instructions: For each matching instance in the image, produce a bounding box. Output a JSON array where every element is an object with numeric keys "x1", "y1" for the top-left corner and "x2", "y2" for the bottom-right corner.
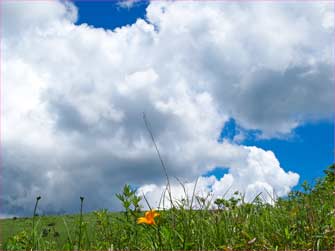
[{"x1": 1, "y1": 165, "x2": 334, "y2": 251}]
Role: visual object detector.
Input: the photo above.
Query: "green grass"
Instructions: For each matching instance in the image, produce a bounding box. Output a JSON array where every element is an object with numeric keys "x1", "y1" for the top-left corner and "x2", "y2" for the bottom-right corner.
[
  {"x1": 1, "y1": 165, "x2": 334, "y2": 251},
  {"x1": 1, "y1": 213, "x2": 94, "y2": 250}
]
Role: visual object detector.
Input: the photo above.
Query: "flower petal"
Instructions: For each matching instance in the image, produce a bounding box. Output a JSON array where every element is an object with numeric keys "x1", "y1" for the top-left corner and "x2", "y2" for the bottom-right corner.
[{"x1": 137, "y1": 217, "x2": 148, "y2": 224}]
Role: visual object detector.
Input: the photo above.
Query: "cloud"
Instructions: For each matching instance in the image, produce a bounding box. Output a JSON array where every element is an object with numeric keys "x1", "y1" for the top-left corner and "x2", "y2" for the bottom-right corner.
[
  {"x1": 145, "y1": 1, "x2": 333, "y2": 137},
  {"x1": 3, "y1": 0, "x2": 77, "y2": 38},
  {"x1": 138, "y1": 146, "x2": 299, "y2": 209},
  {"x1": 2, "y1": 0, "x2": 332, "y2": 215},
  {"x1": 117, "y1": 0, "x2": 143, "y2": 9}
]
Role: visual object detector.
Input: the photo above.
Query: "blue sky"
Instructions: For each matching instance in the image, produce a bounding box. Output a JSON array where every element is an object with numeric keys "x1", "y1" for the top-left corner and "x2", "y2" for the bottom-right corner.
[
  {"x1": 74, "y1": 1, "x2": 149, "y2": 30},
  {"x1": 219, "y1": 119, "x2": 334, "y2": 186},
  {"x1": 74, "y1": 1, "x2": 333, "y2": 187}
]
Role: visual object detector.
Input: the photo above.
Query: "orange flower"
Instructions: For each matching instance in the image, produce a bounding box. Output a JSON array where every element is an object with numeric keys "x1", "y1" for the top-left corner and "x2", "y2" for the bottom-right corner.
[{"x1": 137, "y1": 209, "x2": 160, "y2": 225}]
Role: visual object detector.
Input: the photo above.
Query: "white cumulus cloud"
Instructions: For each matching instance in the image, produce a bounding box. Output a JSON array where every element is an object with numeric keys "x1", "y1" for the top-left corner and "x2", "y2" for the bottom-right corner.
[
  {"x1": 2, "y1": 0, "x2": 332, "y2": 215},
  {"x1": 138, "y1": 146, "x2": 299, "y2": 209}
]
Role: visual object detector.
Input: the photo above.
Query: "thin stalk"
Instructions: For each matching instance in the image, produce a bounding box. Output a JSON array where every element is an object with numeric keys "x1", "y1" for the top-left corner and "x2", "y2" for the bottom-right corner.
[
  {"x1": 143, "y1": 113, "x2": 173, "y2": 207},
  {"x1": 32, "y1": 196, "x2": 41, "y2": 250},
  {"x1": 157, "y1": 224, "x2": 163, "y2": 251},
  {"x1": 62, "y1": 217, "x2": 73, "y2": 249},
  {"x1": 78, "y1": 196, "x2": 84, "y2": 250}
]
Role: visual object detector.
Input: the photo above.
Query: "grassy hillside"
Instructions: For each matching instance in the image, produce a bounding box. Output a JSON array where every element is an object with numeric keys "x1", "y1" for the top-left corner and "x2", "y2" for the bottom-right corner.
[{"x1": 1, "y1": 165, "x2": 333, "y2": 251}]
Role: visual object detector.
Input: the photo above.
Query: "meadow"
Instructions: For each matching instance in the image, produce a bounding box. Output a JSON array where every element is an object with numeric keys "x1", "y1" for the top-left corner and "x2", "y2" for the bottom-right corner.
[{"x1": 0, "y1": 164, "x2": 333, "y2": 251}]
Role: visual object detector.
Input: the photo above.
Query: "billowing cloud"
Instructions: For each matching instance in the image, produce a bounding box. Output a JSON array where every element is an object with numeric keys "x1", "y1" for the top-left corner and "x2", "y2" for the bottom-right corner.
[
  {"x1": 2, "y1": 0, "x2": 332, "y2": 215},
  {"x1": 138, "y1": 146, "x2": 299, "y2": 209}
]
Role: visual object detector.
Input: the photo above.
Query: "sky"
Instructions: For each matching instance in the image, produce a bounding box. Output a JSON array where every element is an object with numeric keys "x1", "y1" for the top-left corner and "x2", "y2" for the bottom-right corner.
[{"x1": 1, "y1": 0, "x2": 334, "y2": 216}]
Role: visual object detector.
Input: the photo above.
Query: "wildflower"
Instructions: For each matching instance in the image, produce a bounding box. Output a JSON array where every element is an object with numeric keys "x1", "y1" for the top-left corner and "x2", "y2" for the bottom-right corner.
[{"x1": 137, "y1": 209, "x2": 160, "y2": 225}]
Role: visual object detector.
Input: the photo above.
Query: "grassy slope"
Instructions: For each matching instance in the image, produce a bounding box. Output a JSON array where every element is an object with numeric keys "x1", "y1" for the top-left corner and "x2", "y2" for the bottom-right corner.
[
  {"x1": 0, "y1": 212, "x2": 123, "y2": 250},
  {"x1": 1, "y1": 213, "x2": 93, "y2": 248},
  {"x1": 0, "y1": 165, "x2": 333, "y2": 250}
]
